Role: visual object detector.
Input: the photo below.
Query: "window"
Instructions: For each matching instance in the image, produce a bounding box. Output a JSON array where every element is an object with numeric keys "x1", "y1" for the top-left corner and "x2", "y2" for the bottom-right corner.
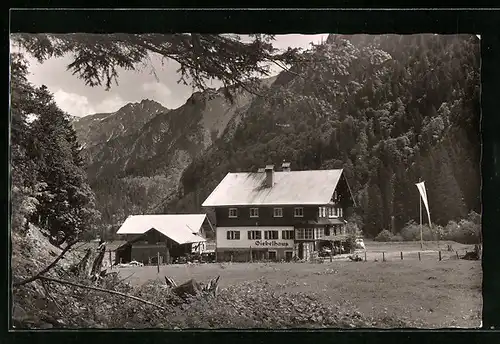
[
  {"x1": 294, "y1": 207, "x2": 304, "y2": 217},
  {"x1": 274, "y1": 207, "x2": 283, "y2": 218},
  {"x1": 268, "y1": 250, "x2": 277, "y2": 261},
  {"x1": 226, "y1": 230, "x2": 240, "y2": 240},
  {"x1": 325, "y1": 227, "x2": 330, "y2": 236},
  {"x1": 296, "y1": 229, "x2": 304, "y2": 240},
  {"x1": 330, "y1": 207, "x2": 338, "y2": 218},
  {"x1": 229, "y1": 208, "x2": 238, "y2": 218},
  {"x1": 264, "y1": 230, "x2": 279, "y2": 240},
  {"x1": 328, "y1": 207, "x2": 333, "y2": 217},
  {"x1": 248, "y1": 230, "x2": 262, "y2": 240},
  {"x1": 304, "y1": 228, "x2": 314, "y2": 240},
  {"x1": 296, "y1": 228, "x2": 313, "y2": 240},
  {"x1": 322, "y1": 207, "x2": 326, "y2": 218},
  {"x1": 282, "y1": 230, "x2": 294, "y2": 240},
  {"x1": 315, "y1": 227, "x2": 325, "y2": 239},
  {"x1": 250, "y1": 208, "x2": 259, "y2": 218},
  {"x1": 339, "y1": 207, "x2": 343, "y2": 218}
]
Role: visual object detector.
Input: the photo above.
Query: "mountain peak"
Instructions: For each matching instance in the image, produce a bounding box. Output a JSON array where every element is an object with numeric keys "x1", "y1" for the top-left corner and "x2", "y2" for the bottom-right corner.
[{"x1": 117, "y1": 99, "x2": 169, "y2": 113}]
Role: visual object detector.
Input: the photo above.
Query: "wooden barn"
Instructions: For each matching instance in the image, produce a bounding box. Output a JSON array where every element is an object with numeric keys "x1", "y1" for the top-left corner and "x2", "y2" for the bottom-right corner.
[{"x1": 114, "y1": 214, "x2": 213, "y2": 265}]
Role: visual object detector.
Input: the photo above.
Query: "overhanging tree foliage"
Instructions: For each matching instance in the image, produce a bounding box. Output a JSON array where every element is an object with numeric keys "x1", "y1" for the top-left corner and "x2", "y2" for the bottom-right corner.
[{"x1": 10, "y1": 33, "x2": 302, "y2": 102}]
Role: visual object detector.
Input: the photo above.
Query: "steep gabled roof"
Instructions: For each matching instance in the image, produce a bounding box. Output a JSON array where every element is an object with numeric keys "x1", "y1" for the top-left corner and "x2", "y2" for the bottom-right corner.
[
  {"x1": 74, "y1": 240, "x2": 128, "y2": 252},
  {"x1": 116, "y1": 214, "x2": 207, "y2": 245},
  {"x1": 202, "y1": 169, "x2": 344, "y2": 207}
]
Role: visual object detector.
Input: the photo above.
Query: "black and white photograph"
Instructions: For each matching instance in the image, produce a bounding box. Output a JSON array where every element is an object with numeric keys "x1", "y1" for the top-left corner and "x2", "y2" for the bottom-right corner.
[{"x1": 10, "y1": 12, "x2": 482, "y2": 329}]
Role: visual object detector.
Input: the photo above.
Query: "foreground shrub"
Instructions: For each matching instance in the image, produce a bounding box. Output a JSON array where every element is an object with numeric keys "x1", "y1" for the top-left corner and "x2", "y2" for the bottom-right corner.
[
  {"x1": 390, "y1": 234, "x2": 404, "y2": 242},
  {"x1": 158, "y1": 278, "x2": 422, "y2": 329},
  {"x1": 442, "y1": 215, "x2": 481, "y2": 244},
  {"x1": 13, "y1": 274, "x2": 428, "y2": 329},
  {"x1": 400, "y1": 221, "x2": 437, "y2": 241},
  {"x1": 397, "y1": 211, "x2": 481, "y2": 244},
  {"x1": 374, "y1": 230, "x2": 393, "y2": 242}
]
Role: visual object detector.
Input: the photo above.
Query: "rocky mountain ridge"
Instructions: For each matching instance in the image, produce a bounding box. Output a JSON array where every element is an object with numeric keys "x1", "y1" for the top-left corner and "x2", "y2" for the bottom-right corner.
[{"x1": 73, "y1": 77, "x2": 277, "y2": 230}]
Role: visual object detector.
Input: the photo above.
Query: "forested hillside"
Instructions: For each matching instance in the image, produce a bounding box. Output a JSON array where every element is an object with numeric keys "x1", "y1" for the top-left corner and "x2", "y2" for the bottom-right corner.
[{"x1": 169, "y1": 34, "x2": 480, "y2": 238}]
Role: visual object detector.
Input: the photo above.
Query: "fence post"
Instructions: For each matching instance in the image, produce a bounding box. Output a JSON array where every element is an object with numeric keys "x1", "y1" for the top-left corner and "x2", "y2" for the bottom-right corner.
[
  {"x1": 418, "y1": 252, "x2": 421, "y2": 261},
  {"x1": 382, "y1": 252, "x2": 386, "y2": 262},
  {"x1": 400, "y1": 252, "x2": 403, "y2": 260},
  {"x1": 364, "y1": 251, "x2": 367, "y2": 262},
  {"x1": 439, "y1": 251, "x2": 442, "y2": 261},
  {"x1": 157, "y1": 252, "x2": 160, "y2": 274}
]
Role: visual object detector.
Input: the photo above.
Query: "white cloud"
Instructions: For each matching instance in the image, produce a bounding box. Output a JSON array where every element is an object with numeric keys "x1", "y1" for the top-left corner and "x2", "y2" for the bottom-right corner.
[
  {"x1": 53, "y1": 89, "x2": 129, "y2": 117},
  {"x1": 53, "y1": 89, "x2": 96, "y2": 117},
  {"x1": 94, "y1": 95, "x2": 129, "y2": 114},
  {"x1": 141, "y1": 81, "x2": 172, "y2": 103}
]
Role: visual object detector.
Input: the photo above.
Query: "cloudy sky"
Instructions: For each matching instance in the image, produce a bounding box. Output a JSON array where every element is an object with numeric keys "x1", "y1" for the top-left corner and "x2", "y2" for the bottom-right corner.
[{"x1": 15, "y1": 34, "x2": 329, "y2": 117}]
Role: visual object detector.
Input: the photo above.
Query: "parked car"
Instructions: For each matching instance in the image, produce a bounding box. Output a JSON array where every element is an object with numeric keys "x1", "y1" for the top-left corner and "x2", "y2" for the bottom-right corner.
[
  {"x1": 319, "y1": 247, "x2": 332, "y2": 257},
  {"x1": 115, "y1": 260, "x2": 144, "y2": 268},
  {"x1": 128, "y1": 260, "x2": 144, "y2": 267},
  {"x1": 175, "y1": 256, "x2": 188, "y2": 264},
  {"x1": 355, "y1": 238, "x2": 366, "y2": 250}
]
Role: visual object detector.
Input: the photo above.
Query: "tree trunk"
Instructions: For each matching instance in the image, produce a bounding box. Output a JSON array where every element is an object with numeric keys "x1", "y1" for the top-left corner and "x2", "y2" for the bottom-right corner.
[
  {"x1": 90, "y1": 244, "x2": 106, "y2": 280},
  {"x1": 69, "y1": 248, "x2": 92, "y2": 278}
]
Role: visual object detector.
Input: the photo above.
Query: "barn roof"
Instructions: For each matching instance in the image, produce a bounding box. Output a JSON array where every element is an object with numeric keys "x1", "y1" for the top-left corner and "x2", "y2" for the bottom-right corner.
[
  {"x1": 202, "y1": 169, "x2": 344, "y2": 207},
  {"x1": 116, "y1": 214, "x2": 207, "y2": 245},
  {"x1": 74, "y1": 240, "x2": 128, "y2": 252}
]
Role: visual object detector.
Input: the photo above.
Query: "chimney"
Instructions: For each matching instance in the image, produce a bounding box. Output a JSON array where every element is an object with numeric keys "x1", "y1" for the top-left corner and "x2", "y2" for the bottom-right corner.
[
  {"x1": 282, "y1": 162, "x2": 291, "y2": 172},
  {"x1": 265, "y1": 165, "x2": 274, "y2": 188}
]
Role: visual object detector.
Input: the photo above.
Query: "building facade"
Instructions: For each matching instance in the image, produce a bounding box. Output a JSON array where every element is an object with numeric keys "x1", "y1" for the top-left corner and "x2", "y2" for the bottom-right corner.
[
  {"x1": 115, "y1": 214, "x2": 212, "y2": 264},
  {"x1": 202, "y1": 163, "x2": 355, "y2": 262}
]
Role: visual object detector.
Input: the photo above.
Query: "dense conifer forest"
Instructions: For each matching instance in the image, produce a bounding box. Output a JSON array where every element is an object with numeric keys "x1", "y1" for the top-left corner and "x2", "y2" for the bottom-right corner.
[{"x1": 170, "y1": 34, "x2": 480, "y2": 238}]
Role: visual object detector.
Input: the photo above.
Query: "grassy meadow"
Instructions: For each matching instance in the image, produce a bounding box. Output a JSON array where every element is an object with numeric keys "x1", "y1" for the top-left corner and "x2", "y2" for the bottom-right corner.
[{"x1": 116, "y1": 241, "x2": 482, "y2": 328}]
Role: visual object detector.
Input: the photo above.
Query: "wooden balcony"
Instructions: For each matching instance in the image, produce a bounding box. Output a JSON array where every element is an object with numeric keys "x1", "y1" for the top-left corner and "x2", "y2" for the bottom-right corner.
[{"x1": 321, "y1": 234, "x2": 348, "y2": 241}]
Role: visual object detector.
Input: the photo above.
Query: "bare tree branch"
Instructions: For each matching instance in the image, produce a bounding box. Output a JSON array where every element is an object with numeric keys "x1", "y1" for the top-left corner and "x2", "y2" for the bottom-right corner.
[
  {"x1": 13, "y1": 239, "x2": 78, "y2": 287},
  {"x1": 38, "y1": 276, "x2": 167, "y2": 311}
]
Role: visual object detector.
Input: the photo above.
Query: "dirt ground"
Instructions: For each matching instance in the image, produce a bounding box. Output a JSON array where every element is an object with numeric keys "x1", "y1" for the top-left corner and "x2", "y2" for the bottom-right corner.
[{"x1": 116, "y1": 241, "x2": 482, "y2": 328}]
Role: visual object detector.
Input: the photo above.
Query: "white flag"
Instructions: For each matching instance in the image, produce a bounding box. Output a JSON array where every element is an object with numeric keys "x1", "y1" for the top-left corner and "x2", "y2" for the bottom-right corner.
[{"x1": 416, "y1": 181, "x2": 432, "y2": 227}]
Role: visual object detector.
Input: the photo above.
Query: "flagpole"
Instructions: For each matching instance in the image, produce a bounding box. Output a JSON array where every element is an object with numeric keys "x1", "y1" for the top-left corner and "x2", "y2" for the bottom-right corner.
[{"x1": 419, "y1": 179, "x2": 423, "y2": 250}]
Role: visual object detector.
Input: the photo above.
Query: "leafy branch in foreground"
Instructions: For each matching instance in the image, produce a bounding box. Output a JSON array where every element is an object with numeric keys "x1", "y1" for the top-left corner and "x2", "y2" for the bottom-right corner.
[{"x1": 10, "y1": 33, "x2": 302, "y2": 102}]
